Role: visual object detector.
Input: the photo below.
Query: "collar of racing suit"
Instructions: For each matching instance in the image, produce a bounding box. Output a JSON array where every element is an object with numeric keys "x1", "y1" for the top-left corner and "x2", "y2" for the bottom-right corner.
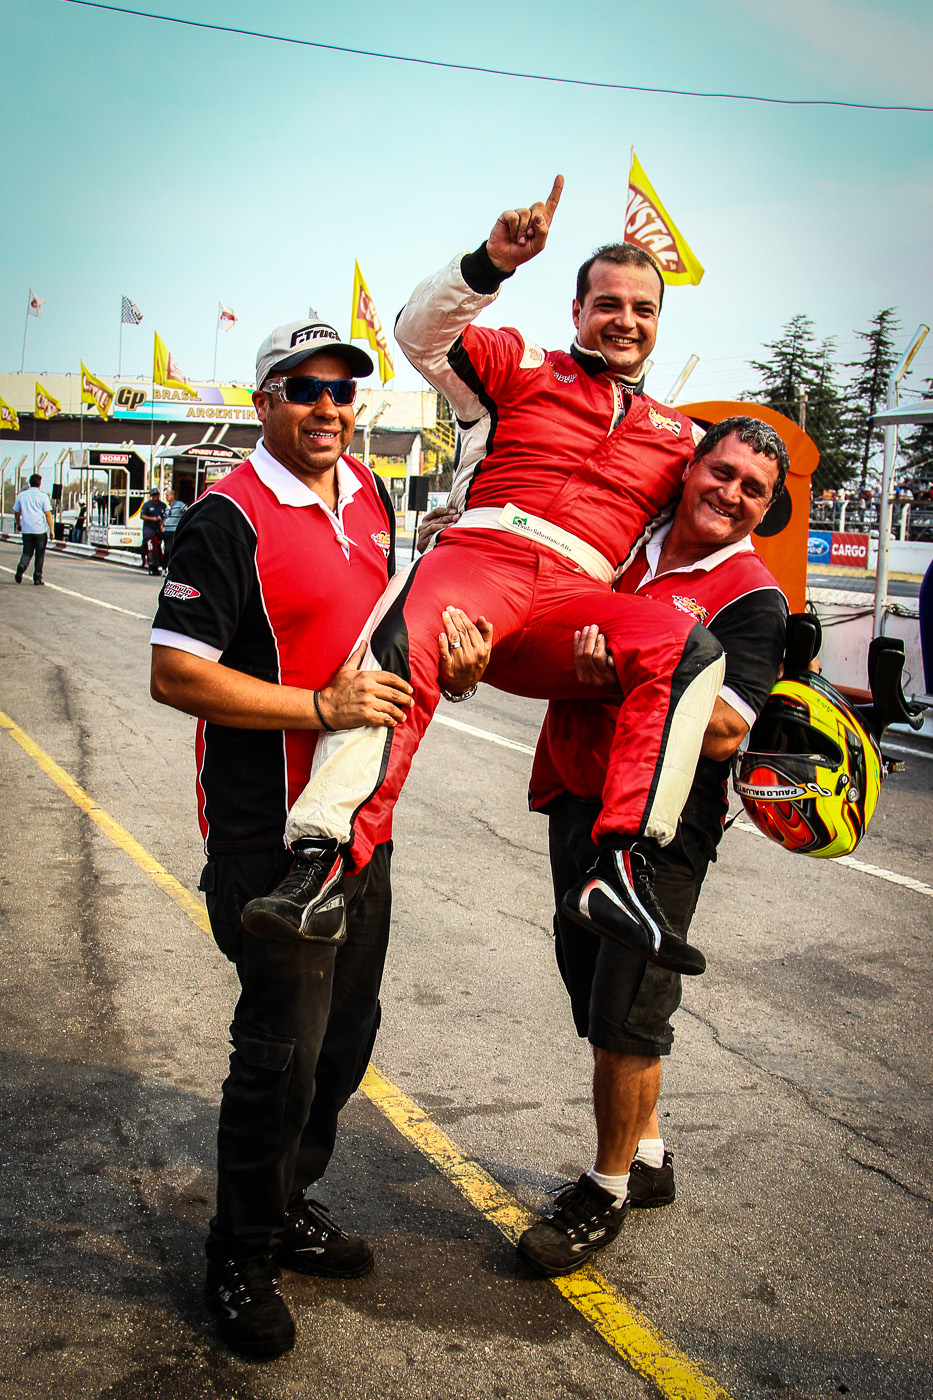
[{"x1": 570, "y1": 338, "x2": 646, "y2": 395}]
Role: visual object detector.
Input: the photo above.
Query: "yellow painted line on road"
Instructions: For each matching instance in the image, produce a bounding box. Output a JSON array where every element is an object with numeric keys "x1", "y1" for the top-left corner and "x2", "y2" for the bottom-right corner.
[
  {"x1": 362, "y1": 1064, "x2": 733, "y2": 1400},
  {"x1": 0, "y1": 709, "x2": 210, "y2": 935},
  {"x1": 1, "y1": 706, "x2": 734, "y2": 1400}
]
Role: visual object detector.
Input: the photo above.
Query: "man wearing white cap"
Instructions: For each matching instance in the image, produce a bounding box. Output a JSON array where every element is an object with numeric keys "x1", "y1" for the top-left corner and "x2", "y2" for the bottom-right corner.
[{"x1": 150, "y1": 319, "x2": 489, "y2": 1359}]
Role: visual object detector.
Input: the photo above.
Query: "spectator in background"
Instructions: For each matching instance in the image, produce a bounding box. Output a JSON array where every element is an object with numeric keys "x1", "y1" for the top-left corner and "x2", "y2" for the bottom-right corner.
[
  {"x1": 162, "y1": 488, "x2": 186, "y2": 565},
  {"x1": 140, "y1": 487, "x2": 167, "y2": 575},
  {"x1": 13, "y1": 474, "x2": 53, "y2": 586},
  {"x1": 72, "y1": 499, "x2": 87, "y2": 545}
]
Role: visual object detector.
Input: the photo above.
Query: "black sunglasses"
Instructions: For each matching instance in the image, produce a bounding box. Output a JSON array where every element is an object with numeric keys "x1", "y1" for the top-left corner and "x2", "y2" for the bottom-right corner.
[{"x1": 265, "y1": 375, "x2": 357, "y2": 407}]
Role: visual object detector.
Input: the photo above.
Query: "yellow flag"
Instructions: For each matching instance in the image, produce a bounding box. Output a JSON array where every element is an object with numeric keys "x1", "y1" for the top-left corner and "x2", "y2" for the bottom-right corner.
[
  {"x1": 624, "y1": 152, "x2": 704, "y2": 287},
  {"x1": 80, "y1": 362, "x2": 114, "y2": 421},
  {"x1": 153, "y1": 331, "x2": 198, "y2": 397},
  {"x1": 0, "y1": 395, "x2": 20, "y2": 432},
  {"x1": 35, "y1": 380, "x2": 61, "y2": 421},
  {"x1": 350, "y1": 262, "x2": 395, "y2": 385}
]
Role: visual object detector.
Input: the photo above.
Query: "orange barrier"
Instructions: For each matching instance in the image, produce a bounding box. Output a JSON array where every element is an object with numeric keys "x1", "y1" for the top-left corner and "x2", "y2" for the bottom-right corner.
[{"x1": 679, "y1": 401, "x2": 819, "y2": 612}]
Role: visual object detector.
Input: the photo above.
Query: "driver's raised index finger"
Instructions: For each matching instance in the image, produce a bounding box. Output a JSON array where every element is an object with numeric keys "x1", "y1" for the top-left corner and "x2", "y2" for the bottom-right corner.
[{"x1": 545, "y1": 174, "x2": 564, "y2": 221}]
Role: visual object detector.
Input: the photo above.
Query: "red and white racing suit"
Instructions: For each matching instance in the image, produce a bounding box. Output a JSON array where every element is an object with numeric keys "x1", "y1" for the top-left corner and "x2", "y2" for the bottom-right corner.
[{"x1": 285, "y1": 250, "x2": 725, "y2": 870}]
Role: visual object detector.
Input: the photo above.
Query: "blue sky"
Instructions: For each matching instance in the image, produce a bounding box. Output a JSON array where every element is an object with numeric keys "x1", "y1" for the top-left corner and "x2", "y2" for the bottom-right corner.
[{"x1": 3, "y1": 0, "x2": 932, "y2": 403}]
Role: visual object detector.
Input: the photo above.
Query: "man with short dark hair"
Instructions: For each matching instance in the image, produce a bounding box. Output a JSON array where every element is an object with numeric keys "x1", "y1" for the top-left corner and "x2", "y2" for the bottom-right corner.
[
  {"x1": 245, "y1": 178, "x2": 726, "y2": 982},
  {"x1": 150, "y1": 319, "x2": 488, "y2": 1359},
  {"x1": 13, "y1": 473, "x2": 53, "y2": 585},
  {"x1": 140, "y1": 487, "x2": 167, "y2": 575},
  {"x1": 517, "y1": 417, "x2": 789, "y2": 1275}
]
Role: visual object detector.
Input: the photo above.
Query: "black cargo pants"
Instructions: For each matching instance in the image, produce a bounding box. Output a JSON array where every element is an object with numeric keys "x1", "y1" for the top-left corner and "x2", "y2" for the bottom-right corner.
[{"x1": 200, "y1": 841, "x2": 392, "y2": 1262}]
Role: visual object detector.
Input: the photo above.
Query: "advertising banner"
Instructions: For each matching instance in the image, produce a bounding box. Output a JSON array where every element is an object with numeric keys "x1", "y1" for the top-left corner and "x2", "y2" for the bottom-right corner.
[
  {"x1": 807, "y1": 531, "x2": 832, "y2": 564},
  {"x1": 830, "y1": 533, "x2": 870, "y2": 568},
  {"x1": 111, "y1": 383, "x2": 259, "y2": 424}
]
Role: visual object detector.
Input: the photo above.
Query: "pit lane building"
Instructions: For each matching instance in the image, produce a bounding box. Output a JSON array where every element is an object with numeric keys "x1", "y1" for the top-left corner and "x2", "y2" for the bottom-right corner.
[{"x1": 0, "y1": 372, "x2": 452, "y2": 527}]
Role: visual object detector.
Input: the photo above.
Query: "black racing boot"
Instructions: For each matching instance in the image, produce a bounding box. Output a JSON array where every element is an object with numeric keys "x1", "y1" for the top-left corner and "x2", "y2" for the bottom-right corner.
[
  {"x1": 276, "y1": 1197, "x2": 374, "y2": 1278},
  {"x1": 517, "y1": 1174, "x2": 628, "y2": 1276},
  {"x1": 241, "y1": 839, "x2": 346, "y2": 943},
  {"x1": 562, "y1": 838, "x2": 706, "y2": 976},
  {"x1": 204, "y1": 1255, "x2": 295, "y2": 1359},
  {"x1": 627, "y1": 1150, "x2": 676, "y2": 1209}
]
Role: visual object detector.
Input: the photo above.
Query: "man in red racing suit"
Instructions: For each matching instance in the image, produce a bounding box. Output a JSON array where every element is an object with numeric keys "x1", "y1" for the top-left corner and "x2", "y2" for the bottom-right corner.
[{"x1": 243, "y1": 176, "x2": 725, "y2": 977}]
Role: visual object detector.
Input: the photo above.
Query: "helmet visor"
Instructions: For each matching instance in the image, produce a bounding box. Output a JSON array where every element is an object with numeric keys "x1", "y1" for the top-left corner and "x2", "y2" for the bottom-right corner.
[{"x1": 733, "y1": 751, "x2": 836, "y2": 801}]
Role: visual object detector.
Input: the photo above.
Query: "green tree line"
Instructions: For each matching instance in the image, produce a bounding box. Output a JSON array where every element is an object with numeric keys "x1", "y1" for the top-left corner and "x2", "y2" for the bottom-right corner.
[{"x1": 742, "y1": 309, "x2": 931, "y2": 494}]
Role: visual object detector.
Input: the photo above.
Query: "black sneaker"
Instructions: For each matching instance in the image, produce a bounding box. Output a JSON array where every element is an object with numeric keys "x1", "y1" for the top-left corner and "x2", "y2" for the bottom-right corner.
[
  {"x1": 562, "y1": 841, "x2": 706, "y2": 976},
  {"x1": 242, "y1": 839, "x2": 346, "y2": 943},
  {"x1": 33, "y1": 578, "x2": 44, "y2": 586},
  {"x1": 517, "y1": 1174, "x2": 628, "y2": 1276},
  {"x1": 627, "y1": 1151, "x2": 676, "y2": 1209},
  {"x1": 204, "y1": 1256, "x2": 295, "y2": 1359},
  {"x1": 277, "y1": 1197, "x2": 374, "y2": 1278},
  {"x1": 14, "y1": 569, "x2": 23, "y2": 583}
]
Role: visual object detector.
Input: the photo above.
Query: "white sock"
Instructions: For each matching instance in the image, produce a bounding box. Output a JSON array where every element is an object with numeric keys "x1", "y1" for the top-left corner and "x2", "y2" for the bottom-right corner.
[
  {"x1": 587, "y1": 1166, "x2": 629, "y2": 1205},
  {"x1": 634, "y1": 1137, "x2": 665, "y2": 1170}
]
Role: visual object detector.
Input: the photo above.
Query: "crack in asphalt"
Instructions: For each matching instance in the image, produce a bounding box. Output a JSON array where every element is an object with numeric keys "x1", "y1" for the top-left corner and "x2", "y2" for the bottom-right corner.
[{"x1": 679, "y1": 1004, "x2": 932, "y2": 1206}]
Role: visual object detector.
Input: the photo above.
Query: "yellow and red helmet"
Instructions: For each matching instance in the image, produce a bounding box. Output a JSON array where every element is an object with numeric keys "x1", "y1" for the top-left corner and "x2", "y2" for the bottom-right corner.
[{"x1": 733, "y1": 671, "x2": 883, "y2": 858}]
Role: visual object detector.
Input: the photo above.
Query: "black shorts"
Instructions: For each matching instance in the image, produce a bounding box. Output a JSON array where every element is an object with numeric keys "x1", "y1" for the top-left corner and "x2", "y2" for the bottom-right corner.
[{"x1": 547, "y1": 793, "x2": 713, "y2": 1057}]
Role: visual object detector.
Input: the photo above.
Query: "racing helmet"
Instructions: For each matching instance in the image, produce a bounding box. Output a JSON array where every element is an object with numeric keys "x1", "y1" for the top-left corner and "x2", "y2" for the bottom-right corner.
[{"x1": 733, "y1": 669, "x2": 883, "y2": 859}]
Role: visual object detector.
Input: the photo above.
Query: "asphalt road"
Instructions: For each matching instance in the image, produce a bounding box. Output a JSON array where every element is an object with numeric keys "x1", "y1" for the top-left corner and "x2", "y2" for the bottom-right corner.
[
  {"x1": 1, "y1": 540, "x2": 931, "y2": 1400},
  {"x1": 807, "y1": 573, "x2": 922, "y2": 600}
]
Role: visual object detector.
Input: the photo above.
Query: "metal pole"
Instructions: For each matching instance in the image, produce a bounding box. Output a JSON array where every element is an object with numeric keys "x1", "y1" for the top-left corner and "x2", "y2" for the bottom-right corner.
[
  {"x1": 213, "y1": 307, "x2": 220, "y2": 382},
  {"x1": 666, "y1": 355, "x2": 699, "y2": 405},
  {"x1": 21, "y1": 293, "x2": 30, "y2": 373},
  {"x1": 873, "y1": 323, "x2": 930, "y2": 635},
  {"x1": 119, "y1": 301, "x2": 124, "y2": 378}
]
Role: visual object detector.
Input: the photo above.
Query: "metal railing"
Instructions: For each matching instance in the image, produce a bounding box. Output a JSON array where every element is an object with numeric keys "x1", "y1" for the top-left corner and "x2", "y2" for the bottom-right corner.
[{"x1": 809, "y1": 498, "x2": 933, "y2": 543}]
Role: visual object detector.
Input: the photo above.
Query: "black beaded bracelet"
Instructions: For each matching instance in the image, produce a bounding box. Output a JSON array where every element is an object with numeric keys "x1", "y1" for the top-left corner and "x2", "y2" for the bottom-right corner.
[
  {"x1": 313, "y1": 690, "x2": 334, "y2": 731},
  {"x1": 441, "y1": 685, "x2": 477, "y2": 703}
]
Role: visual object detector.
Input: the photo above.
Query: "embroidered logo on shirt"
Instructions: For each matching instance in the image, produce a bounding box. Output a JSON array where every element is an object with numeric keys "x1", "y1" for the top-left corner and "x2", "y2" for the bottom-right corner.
[
  {"x1": 552, "y1": 369, "x2": 577, "y2": 384},
  {"x1": 371, "y1": 530, "x2": 391, "y2": 558},
  {"x1": 648, "y1": 406, "x2": 683, "y2": 436},
  {"x1": 671, "y1": 595, "x2": 708, "y2": 623},
  {"x1": 519, "y1": 340, "x2": 546, "y2": 369},
  {"x1": 692, "y1": 421, "x2": 706, "y2": 446},
  {"x1": 162, "y1": 581, "x2": 201, "y2": 601}
]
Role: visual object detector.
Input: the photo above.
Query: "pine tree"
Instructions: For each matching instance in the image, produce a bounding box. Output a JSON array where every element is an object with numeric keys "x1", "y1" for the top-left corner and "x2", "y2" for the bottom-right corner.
[
  {"x1": 744, "y1": 317, "x2": 854, "y2": 490},
  {"x1": 898, "y1": 376, "x2": 933, "y2": 490},
  {"x1": 745, "y1": 314, "x2": 821, "y2": 420},
  {"x1": 806, "y1": 338, "x2": 856, "y2": 491},
  {"x1": 845, "y1": 308, "x2": 902, "y2": 491}
]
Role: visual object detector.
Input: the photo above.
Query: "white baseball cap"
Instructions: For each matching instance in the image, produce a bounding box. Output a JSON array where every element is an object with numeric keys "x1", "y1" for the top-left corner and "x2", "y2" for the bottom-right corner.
[{"x1": 255, "y1": 319, "x2": 374, "y2": 387}]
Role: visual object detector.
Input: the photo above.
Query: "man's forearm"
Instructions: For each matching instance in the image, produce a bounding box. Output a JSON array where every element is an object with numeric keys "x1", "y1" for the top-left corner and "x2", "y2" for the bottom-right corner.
[
  {"x1": 394, "y1": 254, "x2": 501, "y2": 419},
  {"x1": 151, "y1": 646, "x2": 319, "y2": 730},
  {"x1": 150, "y1": 644, "x2": 414, "y2": 732},
  {"x1": 700, "y1": 696, "x2": 748, "y2": 761}
]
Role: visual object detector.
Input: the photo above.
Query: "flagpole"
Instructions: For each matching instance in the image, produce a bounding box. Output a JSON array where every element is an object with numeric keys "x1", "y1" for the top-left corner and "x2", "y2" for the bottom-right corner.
[
  {"x1": 213, "y1": 304, "x2": 220, "y2": 382},
  {"x1": 150, "y1": 332, "x2": 156, "y2": 488},
  {"x1": 119, "y1": 299, "x2": 124, "y2": 379},
  {"x1": 625, "y1": 146, "x2": 635, "y2": 239},
  {"x1": 21, "y1": 292, "x2": 30, "y2": 374}
]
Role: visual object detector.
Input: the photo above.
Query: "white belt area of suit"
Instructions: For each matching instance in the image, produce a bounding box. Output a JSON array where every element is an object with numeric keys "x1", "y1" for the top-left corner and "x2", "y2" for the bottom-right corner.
[{"x1": 447, "y1": 504, "x2": 614, "y2": 585}]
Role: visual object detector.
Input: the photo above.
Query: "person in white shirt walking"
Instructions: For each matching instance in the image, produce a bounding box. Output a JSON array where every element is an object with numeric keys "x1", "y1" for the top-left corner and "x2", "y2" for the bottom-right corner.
[{"x1": 13, "y1": 475, "x2": 54, "y2": 586}]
